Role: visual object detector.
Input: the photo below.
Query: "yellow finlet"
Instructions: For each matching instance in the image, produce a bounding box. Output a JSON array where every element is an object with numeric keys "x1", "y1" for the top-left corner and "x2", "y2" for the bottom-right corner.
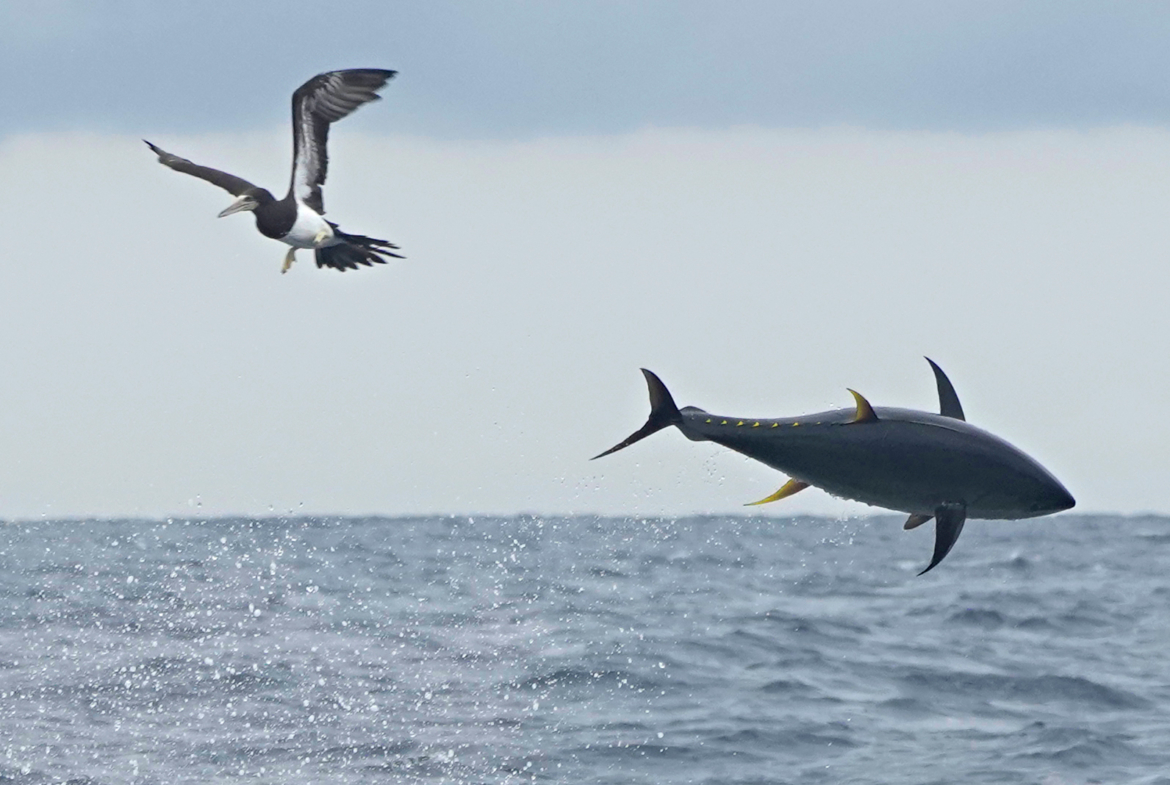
[
  {"x1": 847, "y1": 389, "x2": 878, "y2": 423},
  {"x1": 745, "y1": 478, "x2": 810, "y2": 506},
  {"x1": 752, "y1": 422, "x2": 760, "y2": 427}
]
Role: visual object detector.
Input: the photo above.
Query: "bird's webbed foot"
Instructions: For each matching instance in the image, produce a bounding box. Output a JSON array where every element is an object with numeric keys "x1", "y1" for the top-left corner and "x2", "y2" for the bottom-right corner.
[{"x1": 281, "y1": 248, "x2": 297, "y2": 274}]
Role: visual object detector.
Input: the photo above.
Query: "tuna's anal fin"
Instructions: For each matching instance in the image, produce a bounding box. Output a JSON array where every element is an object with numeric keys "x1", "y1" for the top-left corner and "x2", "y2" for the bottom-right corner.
[
  {"x1": 903, "y1": 513, "x2": 933, "y2": 530},
  {"x1": 592, "y1": 369, "x2": 684, "y2": 460},
  {"x1": 925, "y1": 357, "x2": 965, "y2": 421},
  {"x1": 745, "y1": 479, "x2": 810, "y2": 507},
  {"x1": 918, "y1": 502, "x2": 967, "y2": 576},
  {"x1": 847, "y1": 389, "x2": 879, "y2": 423}
]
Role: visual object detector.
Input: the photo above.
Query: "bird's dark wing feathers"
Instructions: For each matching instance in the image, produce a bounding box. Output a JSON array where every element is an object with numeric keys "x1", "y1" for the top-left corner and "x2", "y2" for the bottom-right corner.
[
  {"x1": 143, "y1": 140, "x2": 257, "y2": 196},
  {"x1": 290, "y1": 69, "x2": 396, "y2": 214}
]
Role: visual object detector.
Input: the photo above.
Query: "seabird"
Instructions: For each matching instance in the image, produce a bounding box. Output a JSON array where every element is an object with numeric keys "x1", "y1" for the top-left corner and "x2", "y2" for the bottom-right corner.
[{"x1": 145, "y1": 68, "x2": 402, "y2": 273}]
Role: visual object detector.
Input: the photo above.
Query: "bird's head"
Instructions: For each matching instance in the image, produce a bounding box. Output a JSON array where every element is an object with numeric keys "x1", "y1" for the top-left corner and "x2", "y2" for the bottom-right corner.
[{"x1": 218, "y1": 187, "x2": 274, "y2": 218}]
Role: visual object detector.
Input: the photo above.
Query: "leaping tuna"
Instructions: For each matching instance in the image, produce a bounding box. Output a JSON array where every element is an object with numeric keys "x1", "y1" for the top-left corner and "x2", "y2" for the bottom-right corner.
[
  {"x1": 594, "y1": 359, "x2": 1074, "y2": 574},
  {"x1": 145, "y1": 69, "x2": 402, "y2": 273}
]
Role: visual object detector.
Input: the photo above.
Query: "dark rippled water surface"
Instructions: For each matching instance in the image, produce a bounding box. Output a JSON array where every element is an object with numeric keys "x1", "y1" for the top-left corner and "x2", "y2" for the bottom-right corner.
[{"x1": 0, "y1": 513, "x2": 1167, "y2": 783}]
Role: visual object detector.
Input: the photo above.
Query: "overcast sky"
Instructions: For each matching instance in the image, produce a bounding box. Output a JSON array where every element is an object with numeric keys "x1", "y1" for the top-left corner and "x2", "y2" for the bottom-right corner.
[
  {"x1": 2, "y1": 2, "x2": 1168, "y2": 520},
  {"x1": 7, "y1": 1, "x2": 1170, "y2": 137}
]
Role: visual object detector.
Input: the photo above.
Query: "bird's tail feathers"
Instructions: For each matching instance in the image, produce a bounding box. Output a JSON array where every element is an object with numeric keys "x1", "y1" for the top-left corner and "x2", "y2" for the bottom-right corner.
[{"x1": 316, "y1": 227, "x2": 404, "y2": 271}]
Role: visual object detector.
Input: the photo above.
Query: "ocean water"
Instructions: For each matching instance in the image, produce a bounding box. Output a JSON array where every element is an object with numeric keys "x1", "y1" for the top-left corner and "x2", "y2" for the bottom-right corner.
[{"x1": 0, "y1": 513, "x2": 1166, "y2": 784}]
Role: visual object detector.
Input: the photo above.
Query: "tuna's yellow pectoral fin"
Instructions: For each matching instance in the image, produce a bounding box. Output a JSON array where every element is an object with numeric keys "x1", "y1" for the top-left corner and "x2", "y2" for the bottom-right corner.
[
  {"x1": 847, "y1": 389, "x2": 878, "y2": 423},
  {"x1": 745, "y1": 479, "x2": 810, "y2": 506}
]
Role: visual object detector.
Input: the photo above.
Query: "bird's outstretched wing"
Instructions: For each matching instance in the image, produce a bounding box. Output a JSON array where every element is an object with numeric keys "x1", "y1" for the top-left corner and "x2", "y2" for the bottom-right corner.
[
  {"x1": 290, "y1": 68, "x2": 396, "y2": 214},
  {"x1": 144, "y1": 140, "x2": 258, "y2": 196}
]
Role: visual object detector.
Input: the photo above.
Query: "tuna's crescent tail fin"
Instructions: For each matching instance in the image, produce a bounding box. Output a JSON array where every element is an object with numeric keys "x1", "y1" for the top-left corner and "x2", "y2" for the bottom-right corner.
[{"x1": 592, "y1": 369, "x2": 684, "y2": 460}]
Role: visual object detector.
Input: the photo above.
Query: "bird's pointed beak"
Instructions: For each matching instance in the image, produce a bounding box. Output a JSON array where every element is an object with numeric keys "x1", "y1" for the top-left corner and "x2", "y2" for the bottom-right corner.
[{"x1": 218, "y1": 195, "x2": 258, "y2": 218}]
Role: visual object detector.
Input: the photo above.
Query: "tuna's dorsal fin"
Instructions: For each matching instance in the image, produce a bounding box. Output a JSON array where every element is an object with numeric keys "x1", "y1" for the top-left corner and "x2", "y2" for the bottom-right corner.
[
  {"x1": 925, "y1": 357, "x2": 965, "y2": 421},
  {"x1": 903, "y1": 513, "x2": 933, "y2": 530},
  {"x1": 744, "y1": 479, "x2": 809, "y2": 506},
  {"x1": 847, "y1": 389, "x2": 878, "y2": 423},
  {"x1": 918, "y1": 502, "x2": 967, "y2": 576}
]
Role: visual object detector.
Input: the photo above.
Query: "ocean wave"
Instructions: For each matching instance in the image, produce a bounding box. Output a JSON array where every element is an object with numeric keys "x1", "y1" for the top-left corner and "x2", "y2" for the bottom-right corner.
[
  {"x1": 0, "y1": 514, "x2": 1167, "y2": 783},
  {"x1": 898, "y1": 669, "x2": 1150, "y2": 710}
]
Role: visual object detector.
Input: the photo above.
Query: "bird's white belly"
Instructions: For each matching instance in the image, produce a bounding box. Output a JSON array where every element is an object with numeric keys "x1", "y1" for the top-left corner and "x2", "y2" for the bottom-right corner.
[{"x1": 283, "y1": 206, "x2": 335, "y2": 249}]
